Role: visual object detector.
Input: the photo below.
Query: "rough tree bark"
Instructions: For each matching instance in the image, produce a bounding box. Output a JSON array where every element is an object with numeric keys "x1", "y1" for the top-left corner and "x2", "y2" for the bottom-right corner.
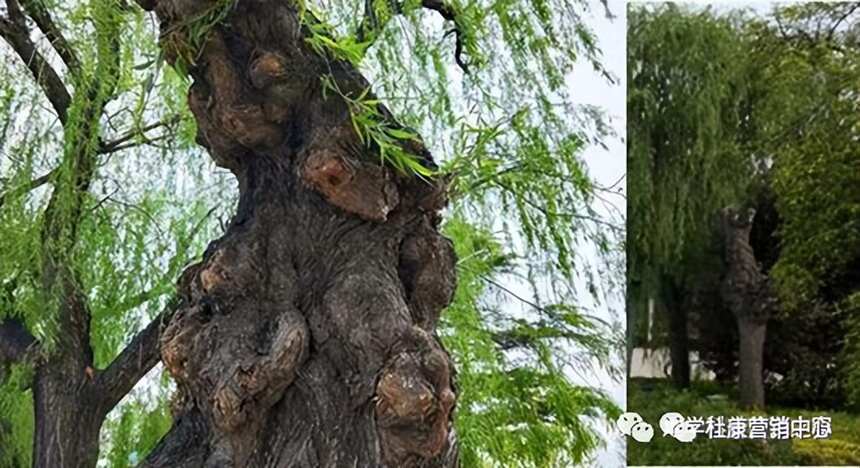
[
  {"x1": 129, "y1": 0, "x2": 460, "y2": 466},
  {"x1": 720, "y1": 206, "x2": 776, "y2": 409}
]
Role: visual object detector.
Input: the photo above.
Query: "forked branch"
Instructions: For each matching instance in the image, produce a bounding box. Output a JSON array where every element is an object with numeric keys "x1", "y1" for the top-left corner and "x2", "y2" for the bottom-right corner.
[{"x1": 19, "y1": 0, "x2": 82, "y2": 74}]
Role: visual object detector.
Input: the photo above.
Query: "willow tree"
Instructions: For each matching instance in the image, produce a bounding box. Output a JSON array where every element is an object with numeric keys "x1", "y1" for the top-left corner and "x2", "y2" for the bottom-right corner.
[
  {"x1": 627, "y1": 4, "x2": 752, "y2": 388},
  {"x1": 0, "y1": 0, "x2": 622, "y2": 466}
]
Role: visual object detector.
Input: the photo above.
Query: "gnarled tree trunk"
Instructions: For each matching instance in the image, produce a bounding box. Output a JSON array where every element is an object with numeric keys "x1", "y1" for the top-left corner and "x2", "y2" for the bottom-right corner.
[
  {"x1": 720, "y1": 206, "x2": 776, "y2": 410},
  {"x1": 136, "y1": 0, "x2": 459, "y2": 466}
]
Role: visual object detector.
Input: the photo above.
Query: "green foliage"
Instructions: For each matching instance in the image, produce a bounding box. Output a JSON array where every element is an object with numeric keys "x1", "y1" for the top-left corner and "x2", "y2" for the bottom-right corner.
[
  {"x1": 0, "y1": 0, "x2": 229, "y2": 464},
  {"x1": 793, "y1": 438, "x2": 860, "y2": 466},
  {"x1": 627, "y1": 4, "x2": 752, "y2": 294},
  {"x1": 163, "y1": 0, "x2": 237, "y2": 77},
  {"x1": 36, "y1": 0, "x2": 128, "y2": 345},
  {"x1": 0, "y1": 163, "x2": 51, "y2": 344},
  {"x1": 302, "y1": 5, "x2": 373, "y2": 65},
  {"x1": 441, "y1": 216, "x2": 620, "y2": 466},
  {"x1": 77, "y1": 196, "x2": 216, "y2": 368},
  {"x1": 320, "y1": 76, "x2": 435, "y2": 177},
  {"x1": 446, "y1": 106, "x2": 604, "y2": 278},
  {"x1": 626, "y1": 4, "x2": 760, "y2": 361},
  {"x1": 763, "y1": 7, "x2": 860, "y2": 310},
  {"x1": 102, "y1": 374, "x2": 173, "y2": 468},
  {"x1": 0, "y1": 365, "x2": 34, "y2": 468},
  {"x1": 300, "y1": 1, "x2": 438, "y2": 178},
  {"x1": 299, "y1": 0, "x2": 621, "y2": 286},
  {"x1": 779, "y1": 404, "x2": 860, "y2": 465},
  {"x1": 843, "y1": 293, "x2": 860, "y2": 409},
  {"x1": 743, "y1": 3, "x2": 860, "y2": 406}
]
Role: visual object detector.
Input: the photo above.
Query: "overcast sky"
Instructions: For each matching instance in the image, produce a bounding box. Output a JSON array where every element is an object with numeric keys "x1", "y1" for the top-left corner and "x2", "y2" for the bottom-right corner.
[{"x1": 566, "y1": 0, "x2": 626, "y2": 464}]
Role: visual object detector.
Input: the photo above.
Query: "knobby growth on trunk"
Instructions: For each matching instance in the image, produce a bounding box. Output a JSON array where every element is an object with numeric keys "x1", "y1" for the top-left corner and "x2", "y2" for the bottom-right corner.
[
  {"x1": 720, "y1": 206, "x2": 777, "y2": 409},
  {"x1": 135, "y1": 0, "x2": 459, "y2": 466}
]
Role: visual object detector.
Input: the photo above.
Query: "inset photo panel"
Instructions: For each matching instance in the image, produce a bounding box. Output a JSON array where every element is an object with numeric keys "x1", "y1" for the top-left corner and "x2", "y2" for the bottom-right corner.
[{"x1": 626, "y1": 2, "x2": 860, "y2": 466}]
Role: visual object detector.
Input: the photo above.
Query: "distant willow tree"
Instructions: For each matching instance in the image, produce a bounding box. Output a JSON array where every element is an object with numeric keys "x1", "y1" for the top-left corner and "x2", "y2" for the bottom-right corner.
[
  {"x1": 627, "y1": 4, "x2": 752, "y2": 389},
  {"x1": 0, "y1": 0, "x2": 622, "y2": 466}
]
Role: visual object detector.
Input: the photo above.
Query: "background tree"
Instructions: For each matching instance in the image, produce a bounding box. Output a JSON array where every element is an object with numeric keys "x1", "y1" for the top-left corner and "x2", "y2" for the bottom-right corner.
[
  {"x1": 695, "y1": 2, "x2": 860, "y2": 409},
  {"x1": 0, "y1": 0, "x2": 624, "y2": 466},
  {"x1": 755, "y1": 2, "x2": 860, "y2": 409},
  {"x1": 627, "y1": 3, "x2": 752, "y2": 388}
]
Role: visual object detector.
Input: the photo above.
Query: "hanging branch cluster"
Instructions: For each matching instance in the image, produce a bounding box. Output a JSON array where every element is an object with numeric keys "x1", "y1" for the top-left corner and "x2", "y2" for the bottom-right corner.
[{"x1": 0, "y1": 0, "x2": 180, "y2": 421}]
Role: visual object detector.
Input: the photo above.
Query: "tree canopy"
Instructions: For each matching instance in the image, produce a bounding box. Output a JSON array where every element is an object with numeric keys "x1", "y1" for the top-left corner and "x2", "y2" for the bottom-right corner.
[
  {"x1": 626, "y1": 4, "x2": 755, "y2": 389},
  {"x1": 757, "y1": 3, "x2": 860, "y2": 407}
]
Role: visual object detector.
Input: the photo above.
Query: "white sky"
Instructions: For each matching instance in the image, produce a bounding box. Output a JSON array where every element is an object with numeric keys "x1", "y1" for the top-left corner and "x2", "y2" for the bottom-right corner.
[{"x1": 565, "y1": 0, "x2": 627, "y2": 465}]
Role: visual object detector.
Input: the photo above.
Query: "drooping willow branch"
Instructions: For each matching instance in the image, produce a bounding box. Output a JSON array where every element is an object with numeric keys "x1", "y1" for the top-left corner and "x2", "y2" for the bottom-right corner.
[{"x1": 0, "y1": 169, "x2": 56, "y2": 209}]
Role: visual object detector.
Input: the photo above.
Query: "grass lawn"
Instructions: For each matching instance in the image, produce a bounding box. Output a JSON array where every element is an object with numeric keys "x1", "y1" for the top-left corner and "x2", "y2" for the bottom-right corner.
[{"x1": 627, "y1": 378, "x2": 860, "y2": 466}]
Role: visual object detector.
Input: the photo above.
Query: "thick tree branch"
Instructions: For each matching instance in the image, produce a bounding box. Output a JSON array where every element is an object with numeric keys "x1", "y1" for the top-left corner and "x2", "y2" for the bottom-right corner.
[
  {"x1": 0, "y1": 318, "x2": 35, "y2": 365},
  {"x1": 356, "y1": 0, "x2": 470, "y2": 73},
  {"x1": 19, "y1": 0, "x2": 81, "y2": 74},
  {"x1": 95, "y1": 303, "x2": 175, "y2": 412},
  {"x1": 0, "y1": 18, "x2": 71, "y2": 122},
  {"x1": 0, "y1": 3, "x2": 71, "y2": 124},
  {"x1": 0, "y1": 168, "x2": 55, "y2": 209},
  {"x1": 421, "y1": 0, "x2": 470, "y2": 73}
]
